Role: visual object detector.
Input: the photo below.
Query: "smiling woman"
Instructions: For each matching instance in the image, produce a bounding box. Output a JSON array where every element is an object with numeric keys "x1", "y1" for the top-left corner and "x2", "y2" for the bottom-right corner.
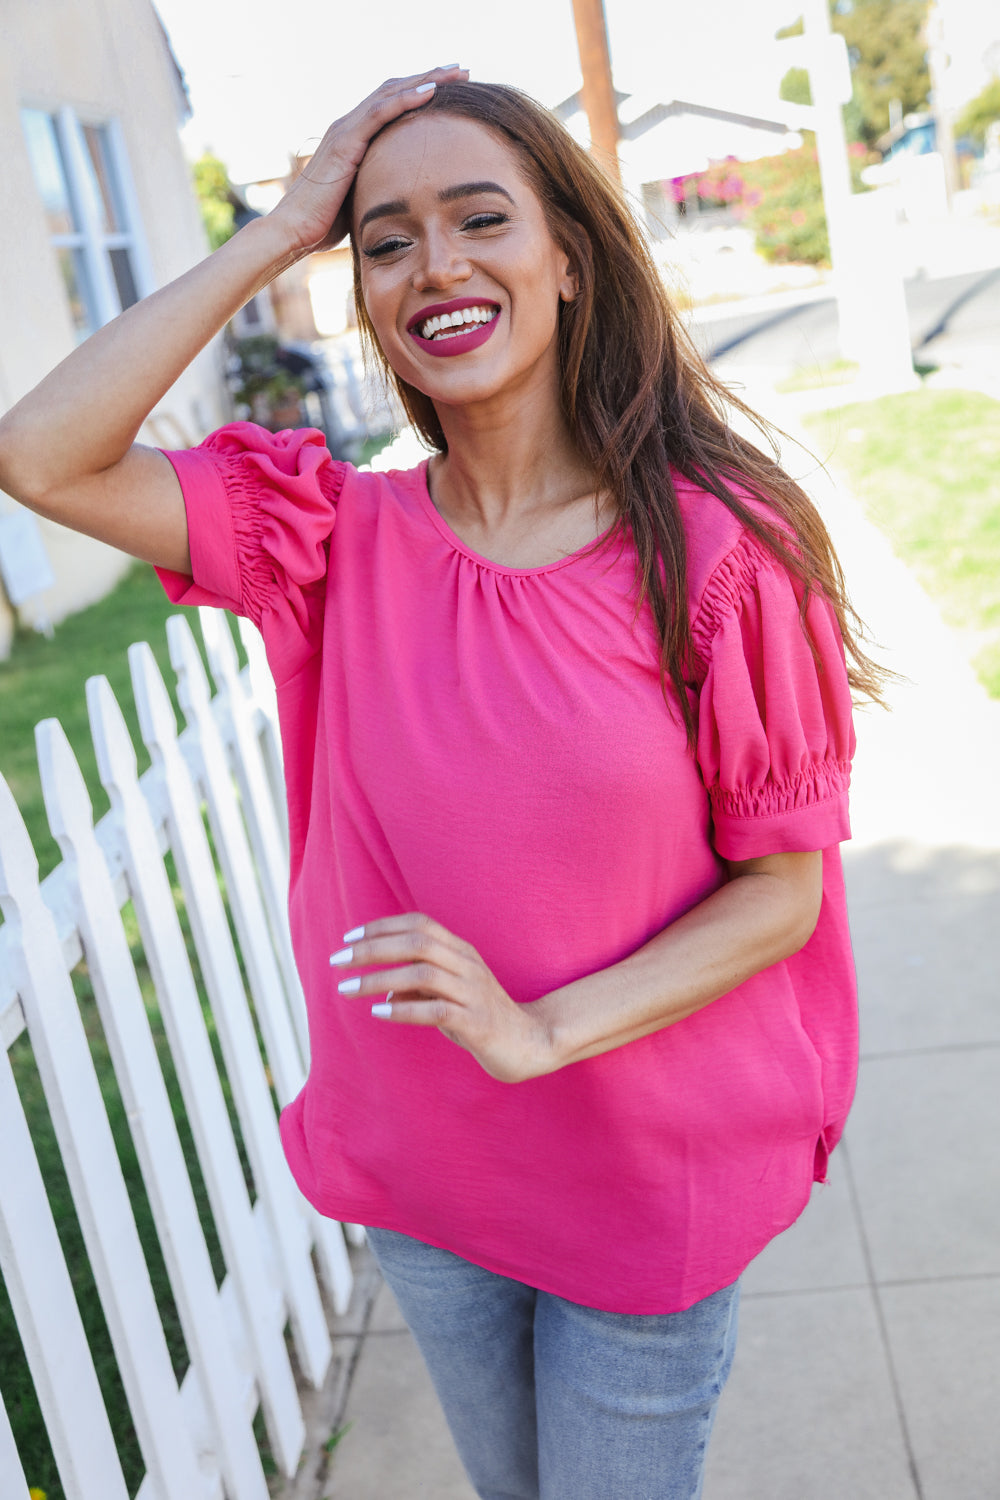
[
  {"x1": 0, "y1": 68, "x2": 884, "y2": 1500},
  {"x1": 351, "y1": 110, "x2": 581, "y2": 496}
]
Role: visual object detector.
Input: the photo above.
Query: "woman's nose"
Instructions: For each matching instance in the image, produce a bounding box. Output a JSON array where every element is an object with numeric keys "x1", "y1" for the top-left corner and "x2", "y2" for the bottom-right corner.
[{"x1": 412, "y1": 229, "x2": 472, "y2": 291}]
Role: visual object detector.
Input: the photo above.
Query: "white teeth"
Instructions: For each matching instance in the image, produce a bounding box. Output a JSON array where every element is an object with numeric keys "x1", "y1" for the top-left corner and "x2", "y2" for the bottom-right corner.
[{"x1": 417, "y1": 305, "x2": 497, "y2": 340}]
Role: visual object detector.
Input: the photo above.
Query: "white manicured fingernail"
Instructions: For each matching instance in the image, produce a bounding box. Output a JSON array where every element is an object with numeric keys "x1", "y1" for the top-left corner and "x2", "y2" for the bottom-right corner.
[
  {"x1": 329, "y1": 947, "x2": 353, "y2": 966},
  {"x1": 338, "y1": 977, "x2": 361, "y2": 994},
  {"x1": 415, "y1": 82, "x2": 436, "y2": 94},
  {"x1": 343, "y1": 926, "x2": 365, "y2": 942},
  {"x1": 371, "y1": 1002, "x2": 393, "y2": 1019}
]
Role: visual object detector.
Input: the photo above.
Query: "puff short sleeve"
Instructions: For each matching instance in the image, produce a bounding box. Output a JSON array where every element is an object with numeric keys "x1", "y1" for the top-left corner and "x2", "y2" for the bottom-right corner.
[
  {"x1": 693, "y1": 533, "x2": 855, "y2": 861},
  {"x1": 157, "y1": 423, "x2": 344, "y2": 683}
]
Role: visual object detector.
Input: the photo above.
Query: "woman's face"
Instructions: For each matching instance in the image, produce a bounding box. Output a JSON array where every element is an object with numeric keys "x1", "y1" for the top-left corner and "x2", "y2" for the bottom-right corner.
[{"x1": 352, "y1": 112, "x2": 576, "y2": 411}]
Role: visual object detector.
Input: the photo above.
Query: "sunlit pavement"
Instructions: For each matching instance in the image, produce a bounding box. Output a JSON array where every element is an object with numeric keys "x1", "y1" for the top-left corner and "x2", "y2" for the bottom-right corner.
[{"x1": 699, "y1": 375, "x2": 1000, "y2": 1500}]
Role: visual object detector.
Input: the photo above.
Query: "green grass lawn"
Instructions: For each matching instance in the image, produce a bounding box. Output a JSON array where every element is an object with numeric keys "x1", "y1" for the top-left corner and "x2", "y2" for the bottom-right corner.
[
  {"x1": 804, "y1": 386, "x2": 1000, "y2": 696},
  {"x1": 0, "y1": 562, "x2": 186, "y2": 879}
]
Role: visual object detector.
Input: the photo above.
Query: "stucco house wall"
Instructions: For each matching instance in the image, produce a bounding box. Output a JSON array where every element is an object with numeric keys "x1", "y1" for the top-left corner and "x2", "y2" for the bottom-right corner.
[{"x1": 0, "y1": 0, "x2": 228, "y2": 655}]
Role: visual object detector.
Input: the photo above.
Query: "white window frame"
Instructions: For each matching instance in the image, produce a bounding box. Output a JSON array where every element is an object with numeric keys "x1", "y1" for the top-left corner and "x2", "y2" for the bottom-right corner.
[{"x1": 22, "y1": 105, "x2": 154, "y2": 337}]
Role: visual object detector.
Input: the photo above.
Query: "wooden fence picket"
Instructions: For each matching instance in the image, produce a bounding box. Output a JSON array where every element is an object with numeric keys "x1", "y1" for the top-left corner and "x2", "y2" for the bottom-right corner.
[
  {"x1": 167, "y1": 617, "x2": 354, "y2": 1315},
  {"x1": 198, "y1": 607, "x2": 309, "y2": 1059},
  {"x1": 0, "y1": 1041, "x2": 130, "y2": 1500},
  {"x1": 201, "y1": 615, "x2": 367, "y2": 1250},
  {"x1": 128, "y1": 641, "x2": 334, "y2": 1389},
  {"x1": 198, "y1": 618, "x2": 369, "y2": 1256},
  {"x1": 167, "y1": 615, "x2": 307, "y2": 1106},
  {"x1": 35, "y1": 716, "x2": 271, "y2": 1500},
  {"x1": 0, "y1": 1386, "x2": 32, "y2": 1500},
  {"x1": 85, "y1": 671, "x2": 306, "y2": 1477},
  {"x1": 0, "y1": 775, "x2": 207, "y2": 1500},
  {"x1": 236, "y1": 613, "x2": 287, "y2": 837}
]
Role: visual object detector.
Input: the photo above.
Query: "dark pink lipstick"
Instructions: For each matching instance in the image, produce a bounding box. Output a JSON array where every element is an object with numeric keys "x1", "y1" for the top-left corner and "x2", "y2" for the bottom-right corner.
[{"x1": 406, "y1": 297, "x2": 500, "y2": 359}]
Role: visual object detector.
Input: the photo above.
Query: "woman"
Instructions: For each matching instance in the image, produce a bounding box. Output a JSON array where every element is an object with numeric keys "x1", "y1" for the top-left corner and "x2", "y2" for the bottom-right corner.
[{"x1": 0, "y1": 68, "x2": 881, "y2": 1499}]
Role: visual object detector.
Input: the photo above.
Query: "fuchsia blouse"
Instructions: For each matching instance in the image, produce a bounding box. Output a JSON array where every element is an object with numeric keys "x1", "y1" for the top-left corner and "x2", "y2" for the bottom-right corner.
[{"x1": 159, "y1": 422, "x2": 857, "y2": 1315}]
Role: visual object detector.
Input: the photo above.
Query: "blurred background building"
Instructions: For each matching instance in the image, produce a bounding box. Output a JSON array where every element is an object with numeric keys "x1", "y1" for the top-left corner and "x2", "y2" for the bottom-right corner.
[{"x1": 0, "y1": 0, "x2": 230, "y2": 655}]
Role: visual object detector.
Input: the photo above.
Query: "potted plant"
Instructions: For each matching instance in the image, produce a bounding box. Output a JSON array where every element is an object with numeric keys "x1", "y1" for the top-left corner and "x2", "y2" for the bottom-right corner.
[{"x1": 230, "y1": 335, "x2": 307, "y2": 431}]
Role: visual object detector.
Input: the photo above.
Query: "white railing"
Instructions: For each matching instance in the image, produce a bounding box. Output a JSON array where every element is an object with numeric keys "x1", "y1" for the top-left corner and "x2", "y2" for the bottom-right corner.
[{"x1": 0, "y1": 606, "x2": 354, "y2": 1500}]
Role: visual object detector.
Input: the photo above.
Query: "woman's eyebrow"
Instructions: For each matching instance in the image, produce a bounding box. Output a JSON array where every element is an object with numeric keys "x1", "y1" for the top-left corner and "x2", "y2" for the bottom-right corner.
[
  {"x1": 358, "y1": 199, "x2": 408, "y2": 234},
  {"x1": 358, "y1": 181, "x2": 516, "y2": 234},
  {"x1": 439, "y1": 180, "x2": 516, "y2": 205}
]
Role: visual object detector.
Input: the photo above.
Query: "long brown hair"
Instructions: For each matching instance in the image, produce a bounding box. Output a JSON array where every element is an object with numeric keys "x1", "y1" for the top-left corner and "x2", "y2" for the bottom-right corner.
[{"x1": 349, "y1": 81, "x2": 884, "y2": 737}]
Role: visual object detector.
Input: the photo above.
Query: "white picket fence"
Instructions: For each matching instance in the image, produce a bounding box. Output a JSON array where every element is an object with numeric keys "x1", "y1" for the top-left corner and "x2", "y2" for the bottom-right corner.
[{"x1": 0, "y1": 605, "x2": 356, "y2": 1500}]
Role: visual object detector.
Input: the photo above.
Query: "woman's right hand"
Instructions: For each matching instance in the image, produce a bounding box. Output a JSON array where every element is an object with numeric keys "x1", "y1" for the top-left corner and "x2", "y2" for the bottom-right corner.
[{"x1": 271, "y1": 66, "x2": 469, "y2": 256}]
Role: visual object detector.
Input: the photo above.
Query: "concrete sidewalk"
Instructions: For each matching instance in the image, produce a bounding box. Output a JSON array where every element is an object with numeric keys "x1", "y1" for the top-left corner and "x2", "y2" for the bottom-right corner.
[
  {"x1": 701, "y1": 382, "x2": 1000, "y2": 1500},
  {"x1": 297, "y1": 374, "x2": 1000, "y2": 1500}
]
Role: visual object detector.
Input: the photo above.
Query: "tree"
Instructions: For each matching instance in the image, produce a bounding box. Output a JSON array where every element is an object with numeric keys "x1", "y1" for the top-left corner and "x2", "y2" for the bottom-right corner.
[
  {"x1": 192, "y1": 153, "x2": 236, "y2": 251},
  {"x1": 777, "y1": 2, "x2": 931, "y2": 145},
  {"x1": 955, "y1": 77, "x2": 1000, "y2": 148},
  {"x1": 833, "y1": 0, "x2": 931, "y2": 145}
]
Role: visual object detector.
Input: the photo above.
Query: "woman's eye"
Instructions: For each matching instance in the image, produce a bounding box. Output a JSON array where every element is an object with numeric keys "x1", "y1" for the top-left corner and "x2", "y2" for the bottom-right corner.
[
  {"x1": 362, "y1": 236, "x2": 410, "y2": 260},
  {"x1": 463, "y1": 212, "x2": 509, "y2": 231}
]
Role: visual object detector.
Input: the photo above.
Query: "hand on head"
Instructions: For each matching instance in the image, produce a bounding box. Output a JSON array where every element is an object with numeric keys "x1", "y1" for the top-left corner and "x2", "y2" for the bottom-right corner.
[{"x1": 272, "y1": 67, "x2": 469, "y2": 256}]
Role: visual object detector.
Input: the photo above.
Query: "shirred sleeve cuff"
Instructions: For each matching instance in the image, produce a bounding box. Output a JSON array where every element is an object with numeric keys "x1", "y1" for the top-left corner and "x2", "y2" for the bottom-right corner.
[
  {"x1": 693, "y1": 532, "x2": 856, "y2": 859},
  {"x1": 158, "y1": 443, "x2": 243, "y2": 610},
  {"x1": 155, "y1": 423, "x2": 345, "y2": 632},
  {"x1": 710, "y1": 760, "x2": 852, "y2": 860}
]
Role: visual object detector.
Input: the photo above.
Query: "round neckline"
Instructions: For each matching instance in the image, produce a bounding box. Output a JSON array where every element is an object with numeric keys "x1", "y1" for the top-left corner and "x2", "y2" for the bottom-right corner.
[{"x1": 414, "y1": 459, "x2": 616, "y2": 578}]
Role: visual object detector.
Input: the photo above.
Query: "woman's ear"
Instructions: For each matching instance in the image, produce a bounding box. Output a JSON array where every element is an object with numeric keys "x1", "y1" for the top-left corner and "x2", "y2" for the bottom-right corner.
[{"x1": 559, "y1": 265, "x2": 579, "y2": 303}]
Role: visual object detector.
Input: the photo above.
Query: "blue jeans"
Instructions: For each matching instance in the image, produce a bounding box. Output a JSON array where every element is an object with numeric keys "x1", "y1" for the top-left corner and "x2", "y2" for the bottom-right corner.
[{"x1": 365, "y1": 1227, "x2": 740, "y2": 1500}]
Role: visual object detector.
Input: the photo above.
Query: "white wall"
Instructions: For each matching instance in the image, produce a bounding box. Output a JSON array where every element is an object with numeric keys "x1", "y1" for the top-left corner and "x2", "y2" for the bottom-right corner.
[{"x1": 0, "y1": 0, "x2": 228, "y2": 654}]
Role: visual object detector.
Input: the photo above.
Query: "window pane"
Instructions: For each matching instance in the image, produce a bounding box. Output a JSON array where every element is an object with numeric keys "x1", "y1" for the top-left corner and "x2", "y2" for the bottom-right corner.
[
  {"x1": 82, "y1": 124, "x2": 124, "y2": 234},
  {"x1": 107, "y1": 247, "x2": 139, "y2": 310},
  {"x1": 21, "y1": 108, "x2": 77, "y2": 236},
  {"x1": 57, "y1": 246, "x2": 96, "y2": 339}
]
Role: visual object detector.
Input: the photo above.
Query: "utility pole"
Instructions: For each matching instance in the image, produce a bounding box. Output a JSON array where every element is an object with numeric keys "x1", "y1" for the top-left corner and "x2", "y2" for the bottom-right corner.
[
  {"x1": 926, "y1": 1, "x2": 960, "y2": 205},
  {"x1": 570, "y1": 0, "x2": 621, "y2": 182},
  {"x1": 800, "y1": 0, "x2": 853, "y2": 274},
  {"x1": 797, "y1": 0, "x2": 916, "y2": 388}
]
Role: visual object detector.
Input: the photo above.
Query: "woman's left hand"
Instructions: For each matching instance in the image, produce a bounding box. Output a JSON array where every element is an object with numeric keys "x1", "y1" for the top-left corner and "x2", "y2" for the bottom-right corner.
[{"x1": 331, "y1": 914, "x2": 552, "y2": 1083}]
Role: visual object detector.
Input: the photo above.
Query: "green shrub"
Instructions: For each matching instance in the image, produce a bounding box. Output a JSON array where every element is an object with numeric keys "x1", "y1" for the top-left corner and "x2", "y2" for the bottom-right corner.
[{"x1": 688, "y1": 136, "x2": 874, "y2": 266}]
